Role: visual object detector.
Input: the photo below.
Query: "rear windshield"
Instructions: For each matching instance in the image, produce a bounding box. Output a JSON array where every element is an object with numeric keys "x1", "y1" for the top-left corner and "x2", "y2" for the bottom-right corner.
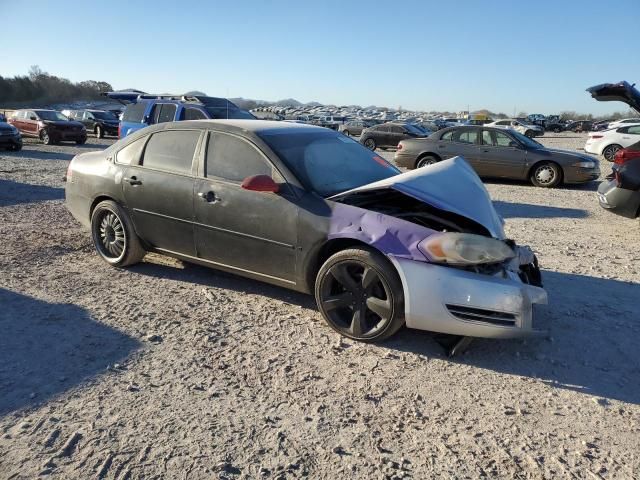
[
  {"x1": 258, "y1": 129, "x2": 399, "y2": 197},
  {"x1": 122, "y1": 103, "x2": 147, "y2": 122},
  {"x1": 91, "y1": 111, "x2": 118, "y2": 121}
]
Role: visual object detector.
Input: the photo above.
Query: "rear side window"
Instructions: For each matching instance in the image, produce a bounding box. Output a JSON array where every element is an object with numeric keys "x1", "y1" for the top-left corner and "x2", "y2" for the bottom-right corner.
[
  {"x1": 141, "y1": 130, "x2": 200, "y2": 175},
  {"x1": 122, "y1": 103, "x2": 146, "y2": 123},
  {"x1": 626, "y1": 125, "x2": 640, "y2": 134},
  {"x1": 116, "y1": 136, "x2": 147, "y2": 165},
  {"x1": 206, "y1": 132, "x2": 272, "y2": 182},
  {"x1": 152, "y1": 104, "x2": 177, "y2": 124},
  {"x1": 181, "y1": 107, "x2": 207, "y2": 120},
  {"x1": 441, "y1": 131, "x2": 453, "y2": 141},
  {"x1": 452, "y1": 129, "x2": 478, "y2": 144}
]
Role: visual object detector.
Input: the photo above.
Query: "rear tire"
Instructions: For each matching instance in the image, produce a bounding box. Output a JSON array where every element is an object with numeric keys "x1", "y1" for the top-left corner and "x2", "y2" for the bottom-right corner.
[
  {"x1": 91, "y1": 200, "x2": 145, "y2": 267},
  {"x1": 530, "y1": 162, "x2": 562, "y2": 188},
  {"x1": 343, "y1": 130, "x2": 350, "y2": 136},
  {"x1": 95, "y1": 125, "x2": 104, "y2": 139},
  {"x1": 416, "y1": 155, "x2": 439, "y2": 168},
  {"x1": 602, "y1": 144, "x2": 621, "y2": 162},
  {"x1": 525, "y1": 130, "x2": 534, "y2": 138},
  {"x1": 76, "y1": 136, "x2": 87, "y2": 145},
  {"x1": 315, "y1": 247, "x2": 405, "y2": 342}
]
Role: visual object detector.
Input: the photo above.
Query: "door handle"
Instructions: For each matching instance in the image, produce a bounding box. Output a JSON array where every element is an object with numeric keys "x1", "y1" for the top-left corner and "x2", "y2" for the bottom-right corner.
[
  {"x1": 124, "y1": 176, "x2": 142, "y2": 186},
  {"x1": 198, "y1": 191, "x2": 220, "y2": 203},
  {"x1": 482, "y1": 149, "x2": 490, "y2": 153}
]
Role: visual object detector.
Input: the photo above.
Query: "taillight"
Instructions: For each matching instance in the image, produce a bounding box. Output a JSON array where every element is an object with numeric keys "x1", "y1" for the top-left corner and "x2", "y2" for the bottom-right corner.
[
  {"x1": 397, "y1": 143, "x2": 403, "y2": 150},
  {"x1": 65, "y1": 161, "x2": 73, "y2": 182},
  {"x1": 614, "y1": 148, "x2": 640, "y2": 165}
]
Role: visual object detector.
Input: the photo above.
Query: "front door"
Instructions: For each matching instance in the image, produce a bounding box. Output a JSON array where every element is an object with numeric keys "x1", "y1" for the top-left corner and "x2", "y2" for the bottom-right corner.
[
  {"x1": 193, "y1": 131, "x2": 298, "y2": 283},
  {"x1": 448, "y1": 128, "x2": 485, "y2": 174},
  {"x1": 476, "y1": 129, "x2": 527, "y2": 179},
  {"x1": 122, "y1": 129, "x2": 202, "y2": 256},
  {"x1": 24, "y1": 111, "x2": 39, "y2": 136}
]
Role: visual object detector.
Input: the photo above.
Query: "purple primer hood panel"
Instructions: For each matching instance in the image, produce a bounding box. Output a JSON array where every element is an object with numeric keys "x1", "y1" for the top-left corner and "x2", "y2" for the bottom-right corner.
[
  {"x1": 331, "y1": 156, "x2": 505, "y2": 239},
  {"x1": 329, "y1": 202, "x2": 434, "y2": 262}
]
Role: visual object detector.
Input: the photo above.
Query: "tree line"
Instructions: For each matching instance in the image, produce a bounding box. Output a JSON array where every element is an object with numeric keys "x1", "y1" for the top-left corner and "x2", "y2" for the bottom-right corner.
[{"x1": 0, "y1": 66, "x2": 113, "y2": 107}]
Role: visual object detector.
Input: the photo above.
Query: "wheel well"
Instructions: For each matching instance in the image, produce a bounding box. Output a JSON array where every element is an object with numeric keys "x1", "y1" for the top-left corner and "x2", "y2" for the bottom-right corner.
[
  {"x1": 89, "y1": 195, "x2": 114, "y2": 220},
  {"x1": 305, "y1": 238, "x2": 373, "y2": 292},
  {"x1": 415, "y1": 152, "x2": 440, "y2": 167},
  {"x1": 527, "y1": 161, "x2": 564, "y2": 182}
]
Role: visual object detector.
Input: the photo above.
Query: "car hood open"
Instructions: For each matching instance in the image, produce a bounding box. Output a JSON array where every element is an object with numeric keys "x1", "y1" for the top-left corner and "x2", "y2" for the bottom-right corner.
[
  {"x1": 330, "y1": 156, "x2": 505, "y2": 239},
  {"x1": 586, "y1": 81, "x2": 640, "y2": 113}
]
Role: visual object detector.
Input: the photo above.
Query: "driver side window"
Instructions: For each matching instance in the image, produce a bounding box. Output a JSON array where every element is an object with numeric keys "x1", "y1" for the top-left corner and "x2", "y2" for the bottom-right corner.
[
  {"x1": 206, "y1": 132, "x2": 273, "y2": 183},
  {"x1": 482, "y1": 130, "x2": 513, "y2": 147}
]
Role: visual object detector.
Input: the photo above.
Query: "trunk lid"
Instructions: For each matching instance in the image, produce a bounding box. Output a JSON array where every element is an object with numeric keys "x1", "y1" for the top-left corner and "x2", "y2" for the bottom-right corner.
[
  {"x1": 586, "y1": 81, "x2": 640, "y2": 113},
  {"x1": 330, "y1": 156, "x2": 505, "y2": 239}
]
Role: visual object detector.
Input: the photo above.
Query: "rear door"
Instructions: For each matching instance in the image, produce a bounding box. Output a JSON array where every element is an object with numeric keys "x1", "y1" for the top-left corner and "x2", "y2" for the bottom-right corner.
[
  {"x1": 149, "y1": 103, "x2": 178, "y2": 125},
  {"x1": 122, "y1": 129, "x2": 202, "y2": 256},
  {"x1": 476, "y1": 129, "x2": 527, "y2": 178},
  {"x1": 193, "y1": 131, "x2": 298, "y2": 283},
  {"x1": 448, "y1": 128, "x2": 484, "y2": 173},
  {"x1": 24, "y1": 111, "x2": 39, "y2": 135},
  {"x1": 618, "y1": 125, "x2": 640, "y2": 147}
]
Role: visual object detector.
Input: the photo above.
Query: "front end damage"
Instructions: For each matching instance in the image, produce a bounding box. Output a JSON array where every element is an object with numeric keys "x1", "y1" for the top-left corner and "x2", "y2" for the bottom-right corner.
[{"x1": 329, "y1": 157, "x2": 548, "y2": 346}]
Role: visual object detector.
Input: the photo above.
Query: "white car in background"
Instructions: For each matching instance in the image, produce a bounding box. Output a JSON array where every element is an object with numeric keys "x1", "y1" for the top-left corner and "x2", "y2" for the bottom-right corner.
[
  {"x1": 605, "y1": 117, "x2": 640, "y2": 129},
  {"x1": 485, "y1": 119, "x2": 544, "y2": 138},
  {"x1": 584, "y1": 124, "x2": 640, "y2": 161}
]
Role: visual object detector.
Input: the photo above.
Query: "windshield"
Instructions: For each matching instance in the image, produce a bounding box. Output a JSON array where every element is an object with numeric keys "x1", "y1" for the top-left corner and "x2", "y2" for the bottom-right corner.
[
  {"x1": 91, "y1": 111, "x2": 118, "y2": 121},
  {"x1": 204, "y1": 106, "x2": 255, "y2": 120},
  {"x1": 258, "y1": 129, "x2": 400, "y2": 197},
  {"x1": 35, "y1": 111, "x2": 68, "y2": 121},
  {"x1": 511, "y1": 130, "x2": 543, "y2": 148},
  {"x1": 405, "y1": 124, "x2": 426, "y2": 135}
]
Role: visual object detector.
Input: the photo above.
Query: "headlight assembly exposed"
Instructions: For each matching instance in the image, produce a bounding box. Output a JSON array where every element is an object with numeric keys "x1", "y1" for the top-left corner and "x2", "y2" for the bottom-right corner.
[{"x1": 418, "y1": 233, "x2": 515, "y2": 265}]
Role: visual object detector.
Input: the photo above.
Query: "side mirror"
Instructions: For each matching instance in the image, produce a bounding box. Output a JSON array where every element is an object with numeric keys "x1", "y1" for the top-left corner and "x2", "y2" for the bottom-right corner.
[{"x1": 241, "y1": 175, "x2": 279, "y2": 193}]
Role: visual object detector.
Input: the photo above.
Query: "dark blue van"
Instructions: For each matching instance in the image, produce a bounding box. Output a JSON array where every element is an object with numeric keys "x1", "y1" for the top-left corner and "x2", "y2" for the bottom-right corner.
[{"x1": 104, "y1": 93, "x2": 255, "y2": 138}]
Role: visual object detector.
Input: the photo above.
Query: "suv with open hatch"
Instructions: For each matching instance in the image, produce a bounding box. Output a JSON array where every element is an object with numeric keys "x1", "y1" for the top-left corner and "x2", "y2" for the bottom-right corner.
[{"x1": 104, "y1": 92, "x2": 255, "y2": 138}]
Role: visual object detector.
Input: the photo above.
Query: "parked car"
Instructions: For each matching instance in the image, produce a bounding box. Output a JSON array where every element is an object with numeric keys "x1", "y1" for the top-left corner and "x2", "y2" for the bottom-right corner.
[
  {"x1": 339, "y1": 120, "x2": 373, "y2": 136},
  {"x1": 394, "y1": 126, "x2": 600, "y2": 188},
  {"x1": 585, "y1": 125, "x2": 640, "y2": 161},
  {"x1": 544, "y1": 120, "x2": 566, "y2": 133},
  {"x1": 359, "y1": 122, "x2": 429, "y2": 150},
  {"x1": 564, "y1": 120, "x2": 593, "y2": 133},
  {"x1": 0, "y1": 119, "x2": 22, "y2": 151},
  {"x1": 66, "y1": 109, "x2": 120, "y2": 138},
  {"x1": 8, "y1": 109, "x2": 87, "y2": 145},
  {"x1": 597, "y1": 140, "x2": 640, "y2": 221},
  {"x1": 591, "y1": 120, "x2": 610, "y2": 132},
  {"x1": 605, "y1": 118, "x2": 640, "y2": 129},
  {"x1": 104, "y1": 92, "x2": 255, "y2": 138},
  {"x1": 65, "y1": 120, "x2": 547, "y2": 352},
  {"x1": 485, "y1": 119, "x2": 544, "y2": 138}
]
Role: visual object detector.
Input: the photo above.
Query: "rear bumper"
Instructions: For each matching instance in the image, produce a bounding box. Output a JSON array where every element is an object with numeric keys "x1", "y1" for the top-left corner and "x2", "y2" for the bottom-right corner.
[
  {"x1": 389, "y1": 257, "x2": 548, "y2": 339},
  {"x1": 394, "y1": 152, "x2": 417, "y2": 169},
  {"x1": 597, "y1": 179, "x2": 640, "y2": 218}
]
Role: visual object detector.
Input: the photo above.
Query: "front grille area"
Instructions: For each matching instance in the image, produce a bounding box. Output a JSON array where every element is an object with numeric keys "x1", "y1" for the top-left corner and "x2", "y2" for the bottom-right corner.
[{"x1": 446, "y1": 304, "x2": 517, "y2": 327}]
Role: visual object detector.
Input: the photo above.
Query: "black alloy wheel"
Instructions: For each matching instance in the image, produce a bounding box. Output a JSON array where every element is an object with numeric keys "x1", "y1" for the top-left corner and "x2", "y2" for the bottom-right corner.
[{"x1": 316, "y1": 248, "x2": 404, "y2": 342}]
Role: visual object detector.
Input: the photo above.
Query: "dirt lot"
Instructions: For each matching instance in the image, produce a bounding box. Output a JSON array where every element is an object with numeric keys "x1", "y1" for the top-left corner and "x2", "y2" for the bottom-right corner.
[{"x1": 1, "y1": 133, "x2": 639, "y2": 479}]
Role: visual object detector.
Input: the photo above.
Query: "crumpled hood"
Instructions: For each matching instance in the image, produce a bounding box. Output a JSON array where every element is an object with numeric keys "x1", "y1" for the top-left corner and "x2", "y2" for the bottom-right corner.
[{"x1": 331, "y1": 156, "x2": 506, "y2": 239}]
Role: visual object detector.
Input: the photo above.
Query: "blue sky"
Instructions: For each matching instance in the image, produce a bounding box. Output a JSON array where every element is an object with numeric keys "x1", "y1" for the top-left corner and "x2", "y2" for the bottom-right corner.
[{"x1": 1, "y1": 0, "x2": 638, "y2": 114}]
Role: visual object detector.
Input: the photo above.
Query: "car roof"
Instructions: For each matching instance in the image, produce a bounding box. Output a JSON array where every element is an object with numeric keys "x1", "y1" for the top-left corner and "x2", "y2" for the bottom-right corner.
[{"x1": 131, "y1": 119, "x2": 327, "y2": 137}]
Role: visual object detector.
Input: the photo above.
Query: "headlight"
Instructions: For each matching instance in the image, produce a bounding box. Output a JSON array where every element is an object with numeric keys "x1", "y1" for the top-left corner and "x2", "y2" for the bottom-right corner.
[
  {"x1": 573, "y1": 161, "x2": 596, "y2": 168},
  {"x1": 418, "y1": 233, "x2": 515, "y2": 265}
]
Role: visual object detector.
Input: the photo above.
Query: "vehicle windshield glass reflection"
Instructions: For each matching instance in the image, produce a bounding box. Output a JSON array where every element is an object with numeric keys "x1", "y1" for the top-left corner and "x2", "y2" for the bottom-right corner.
[
  {"x1": 511, "y1": 131, "x2": 543, "y2": 149},
  {"x1": 259, "y1": 130, "x2": 400, "y2": 197}
]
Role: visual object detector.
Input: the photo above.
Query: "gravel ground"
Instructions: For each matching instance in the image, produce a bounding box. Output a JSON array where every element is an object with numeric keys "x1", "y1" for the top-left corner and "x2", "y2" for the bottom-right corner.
[{"x1": 0, "y1": 133, "x2": 639, "y2": 479}]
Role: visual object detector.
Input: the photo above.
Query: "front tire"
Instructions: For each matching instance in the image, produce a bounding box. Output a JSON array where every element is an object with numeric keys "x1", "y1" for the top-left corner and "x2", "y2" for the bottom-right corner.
[
  {"x1": 525, "y1": 130, "x2": 534, "y2": 138},
  {"x1": 76, "y1": 136, "x2": 87, "y2": 145},
  {"x1": 342, "y1": 130, "x2": 350, "y2": 136},
  {"x1": 530, "y1": 162, "x2": 562, "y2": 188},
  {"x1": 95, "y1": 125, "x2": 104, "y2": 139},
  {"x1": 315, "y1": 247, "x2": 405, "y2": 342},
  {"x1": 41, "y1": 131, "x2": 53, "y2": 145},
  {"x1": 602, "y1": 144, "x2": 621, "y2": 162},
  {"x1": 363, "y1": 138, "x2": 376, "y2": 151},
  {"x1": 91, "y1": 200, "x2": 145, "y2": 267}
]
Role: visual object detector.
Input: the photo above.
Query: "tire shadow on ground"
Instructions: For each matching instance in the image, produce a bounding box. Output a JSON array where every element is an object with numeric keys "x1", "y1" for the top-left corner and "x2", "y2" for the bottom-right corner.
[{"x1": 0, "y1": 288, "x2": 140, "y2": 416}]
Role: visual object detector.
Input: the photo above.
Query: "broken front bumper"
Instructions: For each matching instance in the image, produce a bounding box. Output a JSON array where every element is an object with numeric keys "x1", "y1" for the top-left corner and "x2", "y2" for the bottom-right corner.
[{"x1": 389, "y1": 257, "x2": 548, "y2": 339}]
